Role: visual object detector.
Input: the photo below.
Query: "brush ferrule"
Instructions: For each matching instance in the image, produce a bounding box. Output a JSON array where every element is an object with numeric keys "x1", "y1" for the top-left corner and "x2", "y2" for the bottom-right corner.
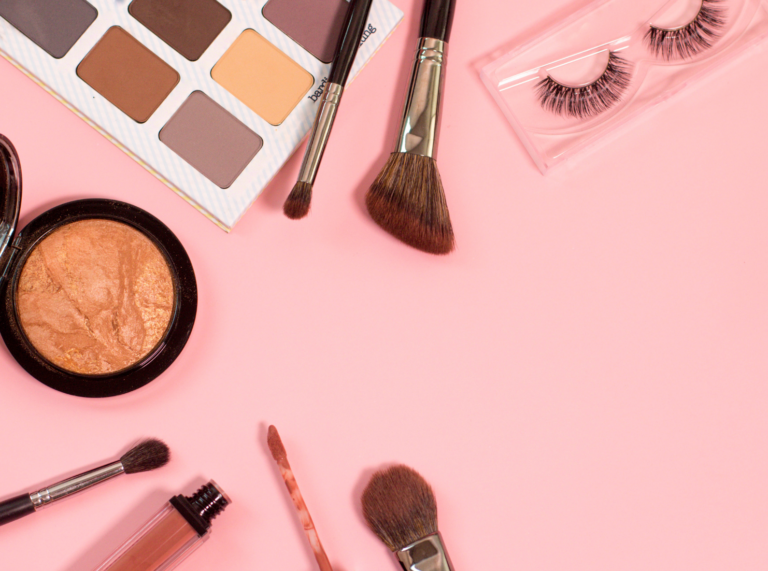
[
  {"x1": 395, "y1": 533, "x2": 454, "y2": 571},
  {"x1": 298, "y1": 82, "x2": 344, "y2": 185},
  {"x1": 29, "y1": 461, "x2": 125, "y2": 509},
  {"x1": 394, "y1": 38, "x2": 447, "y2": 159}
]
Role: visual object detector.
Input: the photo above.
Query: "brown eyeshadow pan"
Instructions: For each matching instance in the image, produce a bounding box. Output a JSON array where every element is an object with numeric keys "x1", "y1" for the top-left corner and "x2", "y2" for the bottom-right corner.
[
  {"x1": 16, "y1": 219, "x2": 175, "y2": 376},
  {"x1": 128, "y1": 0, "x2": 232, "y2": 61},
  {"x1": 76, "y1": 26, "x2": 180, "y2": 123}
]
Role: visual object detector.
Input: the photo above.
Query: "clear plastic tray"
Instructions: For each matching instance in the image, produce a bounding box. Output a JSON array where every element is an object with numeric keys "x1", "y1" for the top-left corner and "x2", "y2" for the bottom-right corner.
[{"x1": 480, "y1": 0, "x2": 768, "y2": 172}]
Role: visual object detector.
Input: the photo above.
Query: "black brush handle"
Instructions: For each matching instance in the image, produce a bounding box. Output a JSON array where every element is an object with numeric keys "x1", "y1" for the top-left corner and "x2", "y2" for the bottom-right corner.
[
  {"x1": 0, "y1": 494, "x2": 34, "y2": 526},
  {"x1": 329, "y1": 0, "x2": 376, "y2": 86},
  {"x1": 420, "y1": 0, "x2": 456, "y2": 42}
]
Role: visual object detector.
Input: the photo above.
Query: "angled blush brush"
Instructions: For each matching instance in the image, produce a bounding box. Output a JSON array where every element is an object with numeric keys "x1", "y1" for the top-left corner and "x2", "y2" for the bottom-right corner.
[
  {"x1": 366, "y1": 0, "x2": 457, "y2": 254},
  {"x1": 362, "y1": 464, "x2": 455, "y2": 571},
  {"x1": 0, "y1": 439, "x2": 169, "y2": 527},
  {"x1": 268, "y1": 425, "x2": 334, "y2": 571},
  {"x1": 284, "y1": 0, "x2": 376, "y2": 219}
]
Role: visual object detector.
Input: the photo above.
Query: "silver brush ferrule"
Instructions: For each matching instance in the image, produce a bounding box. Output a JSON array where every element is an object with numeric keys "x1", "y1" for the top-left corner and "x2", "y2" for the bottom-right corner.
[
  {"x1": 29, "y1": 461, "x2": 125, "y2": 510},
  {"x1": 297, "y1": 82, "x2": 344, "y2": 185},
  {"x1": 395, "y1": 533, "x2": 454, "y2": 571},
  {"x1": 394, "y1": 38, "x2": 447, "y2": 159}
]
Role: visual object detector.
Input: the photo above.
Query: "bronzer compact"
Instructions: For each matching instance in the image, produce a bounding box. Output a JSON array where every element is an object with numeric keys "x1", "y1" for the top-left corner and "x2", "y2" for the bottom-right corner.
[{"x1": 0, "y1": 135, "x2": 196, "y2": 397}]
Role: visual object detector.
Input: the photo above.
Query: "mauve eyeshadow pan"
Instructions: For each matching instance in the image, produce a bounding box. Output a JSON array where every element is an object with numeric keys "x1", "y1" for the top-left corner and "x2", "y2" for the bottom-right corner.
[
  {"x1": 129, "y1": 0, "x2": 232, "y2": 61},
  {"x1": 159, "y1": 91, "x2": 263, "y2": 189},
  {"x1": 263, "y1": 0, "x2": 350, "y2": 63},
  {"x1": 0, "y1": 0, "x2": 98, "y2": 59}
]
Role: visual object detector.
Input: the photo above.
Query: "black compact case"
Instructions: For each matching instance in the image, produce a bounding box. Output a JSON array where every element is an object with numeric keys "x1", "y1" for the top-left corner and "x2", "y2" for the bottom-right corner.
[{"x1": 0, "y1": 134, "x2": 197, "y2": 397}]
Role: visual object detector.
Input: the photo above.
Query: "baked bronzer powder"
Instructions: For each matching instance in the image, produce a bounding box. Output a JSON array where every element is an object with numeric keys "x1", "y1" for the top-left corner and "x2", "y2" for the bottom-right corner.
[{"x1": 15, "y1": 219, "x2": 175, "y2": 375}]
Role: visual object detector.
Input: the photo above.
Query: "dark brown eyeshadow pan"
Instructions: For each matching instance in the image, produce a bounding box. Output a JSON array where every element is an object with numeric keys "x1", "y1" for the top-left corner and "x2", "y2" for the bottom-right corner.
[{"x1": 129, "y1": 0, "x2": 232, "y2": 61}]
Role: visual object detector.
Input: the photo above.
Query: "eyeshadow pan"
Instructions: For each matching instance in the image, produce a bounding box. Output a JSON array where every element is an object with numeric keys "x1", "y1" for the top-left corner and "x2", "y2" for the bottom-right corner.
[
  {"x1": 159, "y1": 91, "x2": 263, "y2": 189},
  {"x1": 77, "y1": 27, "x2": 180, "y2": 123},
  {"x1": 128, "y1": 0, "x2": 232, "y2": 61},
  {"x1": 263, "y1": 0, "x2": 350, "y2": 63},
  {"x1": 16, "y1": 219, "x2": 175, "y2": 376},
  {"x1": 212, "y1": 29, "x2": 314, "y2": 126},
  {"x1": 0, "y1": 0, "x2": 97, "y2": 59}
]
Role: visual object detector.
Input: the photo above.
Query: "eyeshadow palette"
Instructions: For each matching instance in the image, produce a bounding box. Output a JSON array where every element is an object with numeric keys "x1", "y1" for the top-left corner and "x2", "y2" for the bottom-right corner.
[{"x1": 0, "y1": 0, "x2": 403, "y2": 230}]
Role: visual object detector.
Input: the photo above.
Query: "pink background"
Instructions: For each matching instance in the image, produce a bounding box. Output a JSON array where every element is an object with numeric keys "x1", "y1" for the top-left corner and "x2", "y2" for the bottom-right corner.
[{"x1": 1, "y1": 0, "x2": 767, "y2": 569}]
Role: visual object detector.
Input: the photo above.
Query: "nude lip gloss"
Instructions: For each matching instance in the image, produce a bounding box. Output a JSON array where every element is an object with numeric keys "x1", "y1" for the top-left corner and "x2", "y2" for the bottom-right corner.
[{"x1": 94, "y1": 481, "x2": 230, "y2": 571}]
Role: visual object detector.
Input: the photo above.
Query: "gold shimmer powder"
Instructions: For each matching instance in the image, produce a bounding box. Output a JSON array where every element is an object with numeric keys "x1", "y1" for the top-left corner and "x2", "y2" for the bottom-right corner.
[{"x1": 16, "y1": 219, "x2": 175, "y2": 375}]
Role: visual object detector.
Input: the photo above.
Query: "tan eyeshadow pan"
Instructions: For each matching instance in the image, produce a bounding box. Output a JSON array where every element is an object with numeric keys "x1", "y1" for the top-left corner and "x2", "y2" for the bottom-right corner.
[
  {"x1": 77, "y1": 26, "x2": 180, "y2": 123},
  {"x1": 212, "y1": 29, "x2": 314, "y2": 126},
  {"x1": 15, "y1": 219, "x2": 175, "y2": 376}
]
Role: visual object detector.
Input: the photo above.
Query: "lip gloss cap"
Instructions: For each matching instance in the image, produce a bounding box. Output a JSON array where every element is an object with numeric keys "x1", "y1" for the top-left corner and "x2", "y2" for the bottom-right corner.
[{"x1": 169, "y1": 480, "x2": 230, "y2": 536}]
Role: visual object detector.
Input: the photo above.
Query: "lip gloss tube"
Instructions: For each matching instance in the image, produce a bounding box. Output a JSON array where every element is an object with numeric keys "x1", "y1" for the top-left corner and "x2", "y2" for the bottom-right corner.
[{"x1": 94, "y1": 481, "x2": 230, "y2": 571}]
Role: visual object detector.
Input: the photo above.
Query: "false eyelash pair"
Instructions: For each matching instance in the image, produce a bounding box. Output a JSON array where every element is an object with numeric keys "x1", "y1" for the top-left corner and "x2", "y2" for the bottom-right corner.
[{"x1": 537, "y1": 0, "x2": 727, "y2": 118}]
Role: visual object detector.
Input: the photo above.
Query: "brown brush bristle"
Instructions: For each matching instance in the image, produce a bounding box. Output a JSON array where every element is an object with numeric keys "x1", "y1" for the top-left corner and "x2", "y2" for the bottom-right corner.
[
  {"x1": 267, "y1": 425, "x2": 288, "y2": 462},
  {"x1": 284, "y1": 181, "x2": 313, "y2": 219},
  {"x1": 120, "y1": 439, "x2": 170, "y2": 474},
  {"x1": 361, "y1": 464, "x2": 438, "y2": 551},
  {"x1": 365, "y1": 153, "x2": 455, "y2": 255}
]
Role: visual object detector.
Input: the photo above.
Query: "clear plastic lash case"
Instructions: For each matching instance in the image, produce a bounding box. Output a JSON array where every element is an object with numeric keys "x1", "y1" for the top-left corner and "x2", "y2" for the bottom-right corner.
[{"x1": 480, "y1": 0, "x2": 768, "y2": 172}]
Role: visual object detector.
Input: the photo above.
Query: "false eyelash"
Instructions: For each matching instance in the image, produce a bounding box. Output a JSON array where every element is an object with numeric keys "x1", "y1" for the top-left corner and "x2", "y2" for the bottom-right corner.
[
  {"x1": 646, "y1": 0, "x2": 726, "y2": 60},
  {"x1": 535, "y1": 52, "x2": 632, "y2": 119}
]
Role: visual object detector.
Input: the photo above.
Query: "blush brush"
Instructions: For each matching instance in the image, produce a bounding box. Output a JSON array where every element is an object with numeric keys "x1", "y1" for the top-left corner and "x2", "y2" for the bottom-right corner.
[
  {"x1": 284, "y1": 0, "x2": 375, "y2": 219},
  {"x1": 365, "y1": 0, "x2": 457, "y2": 254},
  {"x1": 0, "y1": 438, "x2": 169, "y2": 527},
  {"x1": 362, "y1": 464, "x2": 455, "y2": 571},
  {"x1": 268, "y1": 425, "x2": 334, "y2": 571}
]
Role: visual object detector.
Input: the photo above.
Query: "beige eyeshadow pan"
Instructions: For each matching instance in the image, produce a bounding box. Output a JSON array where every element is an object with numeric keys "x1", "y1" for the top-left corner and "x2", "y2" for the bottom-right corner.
[
  {"x1": 212, "y1": 29, "x2": 314, "y2": 126},
  {"x1": 15, "y1": 219, "x2": 175, "y2": 376}
]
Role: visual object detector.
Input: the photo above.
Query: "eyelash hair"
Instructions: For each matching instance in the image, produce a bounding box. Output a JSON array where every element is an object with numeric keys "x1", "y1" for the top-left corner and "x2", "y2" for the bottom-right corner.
[
  {"x1": 535, "y1": 52, "x2": 633, "y2": 119},
  {"x1": 646, "y1": 0, "x2": 726, "y2": 60}
]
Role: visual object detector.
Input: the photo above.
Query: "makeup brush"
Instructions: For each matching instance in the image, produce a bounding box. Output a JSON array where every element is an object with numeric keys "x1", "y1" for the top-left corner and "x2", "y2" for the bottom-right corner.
[
  {"x1": 268, "y1": 425, "x2": 334, "y2": 571},
  {"x1": 365, "y1": 0, "x2": 457, "y2": 254},
  {"x1": 284, "y1": 0, "x2": 375, "y2": 219},
  {"x1": 0, "y1": 438, "x2": 170, "y2": 527},
  {"x1": 361, "y1": 464, "x2": 455, "y2": 571}
]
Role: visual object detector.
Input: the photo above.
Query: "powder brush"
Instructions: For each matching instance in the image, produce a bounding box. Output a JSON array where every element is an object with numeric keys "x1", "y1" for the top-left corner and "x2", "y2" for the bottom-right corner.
[
  {"x1": 0, "y1": 438, "x2": 170, "y2": 527},
  {"x1": 366, "y1": 0, "x2": 456, "y2": 254},
  {"x1": 268, "y1": 425, "x2": 334, "y2": 571},
  {"x1": 362, "y1": 464, "x2": 455, "y2": 571},
  {"x1": 284, "y1": 0, "x2": 375, "y2": 219}
]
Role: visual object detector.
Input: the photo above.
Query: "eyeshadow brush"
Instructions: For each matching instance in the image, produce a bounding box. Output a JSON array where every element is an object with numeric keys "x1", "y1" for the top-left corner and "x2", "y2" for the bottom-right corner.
[
  {"x1": 284, "y1": 0, "x2": 375, "y2": 219},
  {"x1": 366, "y1": 0, "x2": 456, "y2": 254},
  {"x1": 362, "y1": 464, "x2": 455, "y2": 571},
  {"x1": 268, "y1": 425, "x2": 334, "y2": 571},
  {"x1": 0, "y1": 439, "x2": 169, "y2": 527}
]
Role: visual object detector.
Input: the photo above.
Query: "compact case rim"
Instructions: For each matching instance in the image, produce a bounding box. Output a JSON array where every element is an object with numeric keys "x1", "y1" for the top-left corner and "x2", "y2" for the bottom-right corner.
[{"x1": 0, "y1": 134, "x2": 197, "y2": 398}]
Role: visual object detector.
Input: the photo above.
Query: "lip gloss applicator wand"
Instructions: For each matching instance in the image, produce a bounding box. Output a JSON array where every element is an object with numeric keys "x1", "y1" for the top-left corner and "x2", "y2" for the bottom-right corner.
[{"x1": 283, "y1": 0, "x2": 376, "y2": 219}]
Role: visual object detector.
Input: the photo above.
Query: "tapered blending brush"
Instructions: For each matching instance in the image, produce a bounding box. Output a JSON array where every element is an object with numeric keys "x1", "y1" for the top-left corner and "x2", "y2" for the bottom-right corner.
[
  {"x1": 283, "y1": 0, "x2": 376, "y2": 219},
  {"x1": 0, "y1": 439, "x2": 169, "y2": 527},
  {"x1": 366, "y1": 0, "x2": 457, "y2": 255},
  {"x1": 362, "y1": 464, "x2": 455, "y2": 571},
  {"x1": 268, "y1": 425, "x2": 334, "y2": 571}
]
